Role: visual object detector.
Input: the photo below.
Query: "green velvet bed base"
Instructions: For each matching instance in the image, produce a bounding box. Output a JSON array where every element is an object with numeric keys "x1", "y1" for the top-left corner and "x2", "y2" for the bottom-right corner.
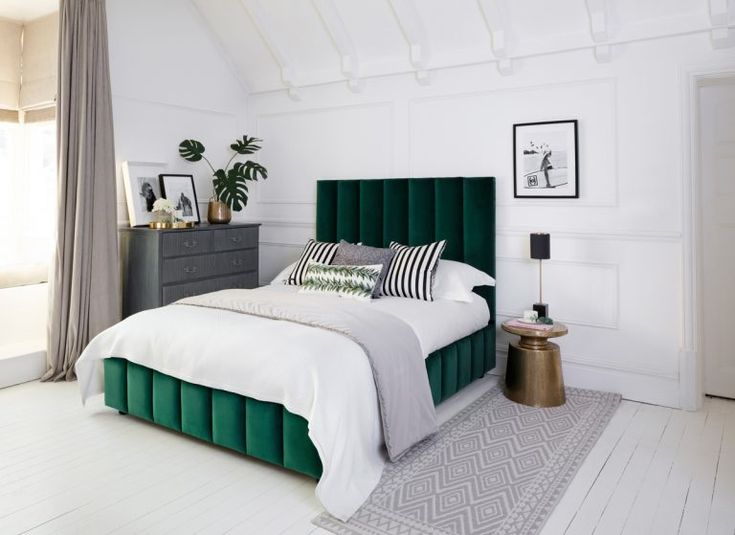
[
  {"x1": 104, "y1": 324, "x2": 495, "y2": 479},
  {"x1": 105, "y1": 177, "x2": 496, "y2": 480}
]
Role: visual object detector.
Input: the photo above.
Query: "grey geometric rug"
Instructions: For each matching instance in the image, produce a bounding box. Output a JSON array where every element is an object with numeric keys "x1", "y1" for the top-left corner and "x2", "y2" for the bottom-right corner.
[{"x1": 314, "y1": 385, "x2": 620, "y2": 535}]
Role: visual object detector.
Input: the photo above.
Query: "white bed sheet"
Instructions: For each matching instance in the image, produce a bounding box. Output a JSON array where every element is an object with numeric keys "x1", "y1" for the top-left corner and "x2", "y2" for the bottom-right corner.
[{"x1": 268, "y1": 284, "x2": 490, "y2": 357}]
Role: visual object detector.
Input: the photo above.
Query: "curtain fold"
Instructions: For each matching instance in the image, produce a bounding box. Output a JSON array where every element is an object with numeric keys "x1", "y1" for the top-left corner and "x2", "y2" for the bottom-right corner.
[{"x1": 45, "y1": 0, "x2": 119, "y2": 381}]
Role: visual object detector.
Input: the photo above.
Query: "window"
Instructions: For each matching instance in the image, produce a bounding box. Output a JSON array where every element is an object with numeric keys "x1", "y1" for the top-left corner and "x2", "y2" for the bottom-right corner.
[{"x1": 0, "y1": 117, "x2": 56, "y2": 288}]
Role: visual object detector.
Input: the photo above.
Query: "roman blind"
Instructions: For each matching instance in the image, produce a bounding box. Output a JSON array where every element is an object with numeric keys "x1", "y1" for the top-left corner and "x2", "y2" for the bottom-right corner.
[
  {"x1": 0, "y1": 19, "x2": 22, "y2": 112},
  {"x1": 19, "y1": 13, "x2": 59, "y2": 110}
]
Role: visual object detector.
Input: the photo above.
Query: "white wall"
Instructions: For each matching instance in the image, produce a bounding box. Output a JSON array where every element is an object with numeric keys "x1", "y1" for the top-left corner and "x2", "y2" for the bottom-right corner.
[
  {"x1": 240, "y1": 33, "x2": 735, "y2": 408},
  {"x1": 106, "y1": 0, "x2": 249, "y2": 224}
]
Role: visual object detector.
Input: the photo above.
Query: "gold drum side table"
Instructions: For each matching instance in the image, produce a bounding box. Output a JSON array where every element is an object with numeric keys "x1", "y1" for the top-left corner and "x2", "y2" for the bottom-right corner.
[{"x1": 501, "y1": 321, "x2": 568, "y2": 407}]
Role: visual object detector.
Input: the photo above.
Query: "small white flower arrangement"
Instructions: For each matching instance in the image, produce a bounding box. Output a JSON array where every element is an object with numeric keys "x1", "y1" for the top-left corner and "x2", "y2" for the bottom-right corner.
[{"x1": 152, "y1": 198, "x2": 176, "y2": 214}]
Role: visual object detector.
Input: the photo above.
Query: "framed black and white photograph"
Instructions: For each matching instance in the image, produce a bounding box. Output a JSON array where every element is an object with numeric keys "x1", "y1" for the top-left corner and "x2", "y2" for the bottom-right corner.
[
  {"x1": 159, "y1": 174, "x2": 200, "y2": 224},
  {"x1": 513, "y1": 120, "x2": 578, "y2": 199},
  {"x1": 122, "y1": 161, "x2": 166, "y2": 227}
]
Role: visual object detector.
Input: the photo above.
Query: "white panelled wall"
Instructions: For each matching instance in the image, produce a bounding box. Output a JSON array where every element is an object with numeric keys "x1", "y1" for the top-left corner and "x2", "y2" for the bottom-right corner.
[
  {"x1": 237, "y1": 34, "x2": 735, "y2": 409},
  {"x1": 101, "y1": 0, "x2": 735, "y2": 408},
  {"x1": 105, "y1": 0, "x2": 249, "y2": 225}
]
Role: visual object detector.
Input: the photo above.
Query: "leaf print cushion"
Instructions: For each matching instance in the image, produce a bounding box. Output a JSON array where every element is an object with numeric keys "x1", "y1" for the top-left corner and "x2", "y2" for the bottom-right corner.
[{"x1": 299, "y1": 262, "x2": 383, "y2": 301}]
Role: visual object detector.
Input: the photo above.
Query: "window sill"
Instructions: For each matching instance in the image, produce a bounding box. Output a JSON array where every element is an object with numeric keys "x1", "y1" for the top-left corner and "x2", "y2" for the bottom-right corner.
[{"x1": 0, "y1": 341, "x2": 46, "y2": 389}]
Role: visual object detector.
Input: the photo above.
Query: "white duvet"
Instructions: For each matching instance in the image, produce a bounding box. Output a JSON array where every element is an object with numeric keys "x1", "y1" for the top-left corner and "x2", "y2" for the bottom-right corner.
[{"x1": 75, "y1": 285, "x2": 489, "y2": 520}]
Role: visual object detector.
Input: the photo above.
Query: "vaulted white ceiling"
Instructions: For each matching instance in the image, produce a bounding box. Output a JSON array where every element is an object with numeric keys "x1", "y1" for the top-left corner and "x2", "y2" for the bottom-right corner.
[{"x1": 193, "y1": 0, "x2": 734, "y2": 95}]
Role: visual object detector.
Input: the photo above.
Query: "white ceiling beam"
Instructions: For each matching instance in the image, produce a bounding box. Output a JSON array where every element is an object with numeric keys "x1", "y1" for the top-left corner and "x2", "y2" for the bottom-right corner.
[
  {"x1": 312, "y1": 0, "x2": 362, "y2": 92},
  {"x1": 585, "y1": 0, "x2": 611, "y2": 62},
  {"x1": 477, "y1": 0, "x2": 514, "y2": 75},
  {"x1": 594, "y1": 44, "x2": 611, "y2": 62},
  {"x1": 388, "y1": 0, "x2": 431, "y2": 84},
  {"x1": 240, "y1": 0, "x2": 300, "y2": 98},
  {"x1": 709, "y1": 0, "x2": 733, "y2": 48},
  {"x1": 585, "y1": 0, "x2": 608, "y2": 42}
]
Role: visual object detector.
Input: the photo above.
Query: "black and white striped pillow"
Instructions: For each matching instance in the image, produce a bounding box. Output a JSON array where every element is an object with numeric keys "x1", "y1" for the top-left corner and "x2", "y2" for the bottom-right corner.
[
  {"x1": 286, "y1": 239, "x2": 340, "y2": 286},
  {"x1": 381, "y1": 240, "x2": 446, "y2": 301}
]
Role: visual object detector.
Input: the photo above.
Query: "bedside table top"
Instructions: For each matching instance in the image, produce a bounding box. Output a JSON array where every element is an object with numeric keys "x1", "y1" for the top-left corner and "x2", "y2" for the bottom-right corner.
[{"x1": 501, "y1": 320, "x2": 568, "y2": 339}]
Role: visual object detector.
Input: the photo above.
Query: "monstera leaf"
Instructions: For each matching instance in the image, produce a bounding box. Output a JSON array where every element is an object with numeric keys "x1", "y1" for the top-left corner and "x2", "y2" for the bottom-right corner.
[
  {"x1": 212, "y1": 161, "x2": 268, "y2": 211},
  {"x1": 230, "y1": 135, "x2": 262, "y2": 155},
  {"x1": 179, "y1": 139, "x2": 206, "y2": 162}
]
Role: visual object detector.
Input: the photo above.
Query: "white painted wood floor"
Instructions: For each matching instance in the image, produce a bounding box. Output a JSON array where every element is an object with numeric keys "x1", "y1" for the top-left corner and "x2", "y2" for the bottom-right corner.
[{"x1": 1, "y1": 376, "x2": 734, "y2": 535}]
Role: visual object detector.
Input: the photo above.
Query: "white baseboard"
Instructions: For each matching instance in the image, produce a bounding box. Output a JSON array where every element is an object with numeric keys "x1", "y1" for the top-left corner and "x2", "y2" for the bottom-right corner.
[
  {"x1": 0, "y1": 342, "x2": 46, "y2": 389},
  {"x1": 491, "y1": 348, "x2": 682, "y2": 409}
]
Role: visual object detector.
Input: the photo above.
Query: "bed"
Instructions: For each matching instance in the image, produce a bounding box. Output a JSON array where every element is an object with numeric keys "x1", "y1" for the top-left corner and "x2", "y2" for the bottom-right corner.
[{"x1": 78, "y1": 176, "x2": 496, "y2": 519}]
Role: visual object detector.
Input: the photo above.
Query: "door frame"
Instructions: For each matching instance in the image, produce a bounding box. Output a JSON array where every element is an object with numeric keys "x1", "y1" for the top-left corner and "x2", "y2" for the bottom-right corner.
[{"x1": 680, "y1": 65, "x2": 735, "y2": 410}]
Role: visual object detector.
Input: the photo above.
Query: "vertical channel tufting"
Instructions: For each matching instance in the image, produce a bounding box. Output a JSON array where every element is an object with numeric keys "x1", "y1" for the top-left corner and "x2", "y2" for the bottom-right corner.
[
  {"x1": 283, "y1": 410, "x2": 323, "y2": 478},
  {"x1": 212, "y1": 390, "x2": 247, "y2": 454},
  {"x1": 104, "y1": 358, "x2": 128, "y2": 413},
  {"x1": 127, "y1": 362, "x2": 153, "y2": 421},
  {"x1": 484, "y1": 324, "x2": 496, "y2": 372},
  {"x1": 181, "y1": 382, "x2": 213, "y2": 442},
  {"x1": 382, "y1": 179, "x2": 408, "y2": 247},
  {"x1": 441, "y1": 345, "x2": 459, "y2": 401},
  {"x1": 463, "y1": 177, "x2": 496, "y2": 315},
  {"x1": 457, "y1": 337, "x2": 472, "y2": 390},
  {"x1": 426, "y1": 351, "x2": 442, "y2": 405},
  {"x1": 359, "y1": 180, "x2": 383, "y2": 246},
  {"x1": 434, "y1": 178, "x2": 464, "y2": 260},
  {"x1": 245, "y1": 398, "x2": 284, "y2": 466},
  {"x1": 471, "y1": 329, "x2": 486, "y2": 379},
  {"x1": 408, "y1": 179, "x2": 435, "y2": 246},
  {"x1": 336, "y1": 181, "x2": 360, "y2": 243},
  {"x1": 153, "y1": 371, "x2": 181, "y2": 431},
  {"x1": 316, "y1": 180, "x2": 338, "y2": 242}
]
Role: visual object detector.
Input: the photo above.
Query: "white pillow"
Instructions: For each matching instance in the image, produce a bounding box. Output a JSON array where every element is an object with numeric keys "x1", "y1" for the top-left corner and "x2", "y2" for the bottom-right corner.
[
  {"x1": 270, "y1": 262, "x2": 297, "y2": 285},
  {"x1": 432, "y1": 259, "x2": 495, "y2": 303}
]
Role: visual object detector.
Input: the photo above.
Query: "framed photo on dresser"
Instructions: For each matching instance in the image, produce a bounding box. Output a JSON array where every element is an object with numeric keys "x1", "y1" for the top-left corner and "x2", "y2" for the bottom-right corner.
[
  {"x1": 159, "y1": 174, "x2": 201, "y2": 224},
  {"x1": 122, "y1": 161, "x2": 166, "y2": 227},
  {"x1": 513, "y1": 120, "x2": 578, "y2": 199}
]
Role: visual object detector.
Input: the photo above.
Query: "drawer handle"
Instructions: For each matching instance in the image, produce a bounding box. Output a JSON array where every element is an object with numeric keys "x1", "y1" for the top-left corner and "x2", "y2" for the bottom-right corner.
[
  {"x1": 184, "y1": 266, "x2": 198, "y2": 274},
  {"x1": 183, "y1": 239, "x2": 198, "y2": 248},
  {"x1": 230, "y1": 236, "x2": 242, "y2": 243},
  {"x1": 231, "y1": 259, "x2": 244, "y2": 266}
]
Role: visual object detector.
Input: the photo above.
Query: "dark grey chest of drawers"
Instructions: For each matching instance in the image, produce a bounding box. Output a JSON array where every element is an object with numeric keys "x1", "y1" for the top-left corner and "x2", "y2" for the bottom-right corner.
[{"x1": 119, "y1": 223, "x2": 260, "y2": 318}]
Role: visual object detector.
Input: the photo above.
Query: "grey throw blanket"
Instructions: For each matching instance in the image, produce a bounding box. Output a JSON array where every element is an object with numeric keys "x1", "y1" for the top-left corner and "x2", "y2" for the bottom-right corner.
[{"x1": 177, "y1": 288, "x2": 438, "y2": 461}]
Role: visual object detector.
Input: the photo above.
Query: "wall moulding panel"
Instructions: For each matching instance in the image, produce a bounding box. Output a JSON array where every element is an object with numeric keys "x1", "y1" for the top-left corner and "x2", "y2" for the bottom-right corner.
[
  {"x1": 496, "y1": 227, "x2": 682, "y2": 243},
  {"x1": 408, "y1": 77, "x2": 618, "y2": 207},
  {"x1": 111, "y1": 93, "x2": 242, "y2": 119},
  {"x1": 254, "y1": 102, "x2": 395, "y2": 205},
  {"x1": 496, "y1": 256, "x2": 619, "y2": 329}
]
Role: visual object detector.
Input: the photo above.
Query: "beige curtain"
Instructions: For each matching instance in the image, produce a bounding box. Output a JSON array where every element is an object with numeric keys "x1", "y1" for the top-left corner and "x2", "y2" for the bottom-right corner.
[{"x1": 45, "y1": 0, "x2": 119, "y2": 381}]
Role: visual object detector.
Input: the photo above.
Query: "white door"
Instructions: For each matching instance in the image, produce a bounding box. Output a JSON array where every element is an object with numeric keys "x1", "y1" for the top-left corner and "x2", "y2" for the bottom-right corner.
[{"x1": 700, "y1": 79, "x2": 735, "y2": 398}]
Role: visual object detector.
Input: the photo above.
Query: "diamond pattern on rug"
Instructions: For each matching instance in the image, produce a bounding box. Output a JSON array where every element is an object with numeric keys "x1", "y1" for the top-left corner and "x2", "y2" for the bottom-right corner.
[{"x1": 314, "y1": 386, "x2": 620, "y2": 535}]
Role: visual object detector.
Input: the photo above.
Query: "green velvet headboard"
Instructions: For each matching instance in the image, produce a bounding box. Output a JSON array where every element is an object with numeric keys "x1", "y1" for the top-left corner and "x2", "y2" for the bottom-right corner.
[{"x1": 316, "y1": 177, "x2": 495, "y2": 321}]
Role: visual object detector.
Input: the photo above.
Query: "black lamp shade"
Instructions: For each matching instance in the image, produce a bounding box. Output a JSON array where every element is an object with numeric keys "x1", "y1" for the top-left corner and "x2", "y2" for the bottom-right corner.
[{"x1": 530, "y1": 233, "x2": 550, "y2": 260}]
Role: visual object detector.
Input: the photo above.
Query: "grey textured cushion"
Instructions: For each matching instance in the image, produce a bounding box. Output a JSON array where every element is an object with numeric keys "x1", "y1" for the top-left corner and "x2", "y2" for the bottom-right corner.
[{"x1": 332, "y1": 240, "x2": 396, "y2": 297}]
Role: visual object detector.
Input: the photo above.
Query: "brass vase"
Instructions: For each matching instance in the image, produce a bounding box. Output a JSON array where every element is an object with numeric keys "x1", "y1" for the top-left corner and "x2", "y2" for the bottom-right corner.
[{"x1": 207, "y1": 199, "x2": 232, "y2": 224}]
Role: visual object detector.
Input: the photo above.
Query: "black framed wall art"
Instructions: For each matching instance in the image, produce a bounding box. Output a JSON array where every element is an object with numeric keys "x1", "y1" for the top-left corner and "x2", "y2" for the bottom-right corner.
[
  {"x1": 513, "y1": 120, "x2": 579, "y2": 199},
  {"x1": 159, "y1": 174, "x2": 201, "y2": 224}
]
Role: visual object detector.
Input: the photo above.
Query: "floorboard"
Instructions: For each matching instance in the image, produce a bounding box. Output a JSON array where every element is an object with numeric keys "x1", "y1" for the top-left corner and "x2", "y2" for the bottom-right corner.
[{"x1": 0, "y1": 378, "x2": 733, "y2": 535}]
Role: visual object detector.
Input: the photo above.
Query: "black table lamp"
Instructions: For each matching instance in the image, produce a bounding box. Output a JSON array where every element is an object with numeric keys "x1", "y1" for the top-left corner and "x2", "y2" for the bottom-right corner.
[{"x1": 530, "y1": 233, "x2": 550, "y2": 318}]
